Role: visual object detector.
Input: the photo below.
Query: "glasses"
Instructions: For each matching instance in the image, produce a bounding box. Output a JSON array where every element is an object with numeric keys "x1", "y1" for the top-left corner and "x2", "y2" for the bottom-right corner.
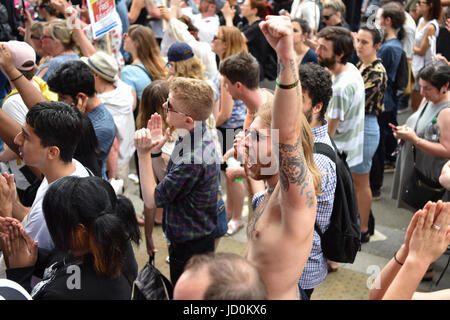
[
  {"x1": 213, "y1": 35, "x2": 224, "y2": 41},
  {"x1": 323, "y1": 13, "x2": 335, "y2": 20},
  {"x1": 164, "y1": 99, "x2": 189, "y2": 117},
  {"x1": 40, "y1": 35, "x2": 53, "y2": 41},
  {"x1": 30, "y1": 35, "x2": 41, "y2": 40}
]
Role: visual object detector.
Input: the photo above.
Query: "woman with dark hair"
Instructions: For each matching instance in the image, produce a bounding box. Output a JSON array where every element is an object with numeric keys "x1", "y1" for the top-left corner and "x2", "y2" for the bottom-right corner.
[
  {"x1": 411, "y1": 0, "x2": 442, "y2": 112},
  {"x1": 391, "y1": 61, "x2": 450, "y2": 279},
  {"x1": 135, "y1": 80, "x2": 171, "y2": 236},
  {"x1": 355, "y1": 24, "x2": 388, "y2": 243},
  {"x1": 0, "y1": 176, "x2": 140, "y2": 299},
  {"x1": 292, "y1": 18, "x2": 318, "y2": 65}
]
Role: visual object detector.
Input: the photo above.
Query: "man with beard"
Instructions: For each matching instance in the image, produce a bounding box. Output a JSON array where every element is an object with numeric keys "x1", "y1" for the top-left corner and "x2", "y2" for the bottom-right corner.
[
  {"x1": 316, "y1": 26, "x2": 366, "y2": 171},
  {"x1": 242, "y1": 15, "x2": 318, "y2": 299}
]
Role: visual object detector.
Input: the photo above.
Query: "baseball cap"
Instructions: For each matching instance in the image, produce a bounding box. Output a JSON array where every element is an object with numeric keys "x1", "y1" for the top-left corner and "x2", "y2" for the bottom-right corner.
[
  {"x1": 1, "y1": 40, "x2": 36, "y2": 72},
  {"x1": 81, "y1": 51, "x2": 119, "y2": 82},
  {"x1": 167, "y1": 42, "x2": 194, "y2": 62}
]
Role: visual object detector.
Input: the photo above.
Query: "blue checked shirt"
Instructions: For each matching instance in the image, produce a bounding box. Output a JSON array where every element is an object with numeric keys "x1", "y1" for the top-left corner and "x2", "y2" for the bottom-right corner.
[
  {"x1": 299, "y1": 121, "x2": 337, "y2": 289},
  {"x1": 154, "y1": 122, "x2": 220, "y2": 244}
]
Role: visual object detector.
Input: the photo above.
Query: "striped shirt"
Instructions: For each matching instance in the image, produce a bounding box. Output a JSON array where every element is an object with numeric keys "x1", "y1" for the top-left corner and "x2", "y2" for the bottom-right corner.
[
  {"x1": 326, "y1": 63, "x2": 365, "y2": 168},
  {"x1": 299, "y1": 121, "x2": 337, "y2": 289},
  {"x1": 155, "y1": 122, "x2": 220, "y2": 243}
]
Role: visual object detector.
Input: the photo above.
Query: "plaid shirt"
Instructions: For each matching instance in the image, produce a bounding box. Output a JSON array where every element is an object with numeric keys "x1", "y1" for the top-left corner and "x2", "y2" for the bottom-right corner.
[
  {"x1": 155, "y1": 122, "x2": 220, "y2": 243},
  {"x1": 299, "y1": 121, "x2": 337, "y2": 289}
]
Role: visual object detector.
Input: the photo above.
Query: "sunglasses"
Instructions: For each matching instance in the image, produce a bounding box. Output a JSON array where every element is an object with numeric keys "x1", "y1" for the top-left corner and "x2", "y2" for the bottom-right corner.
[
  {"x1": 323, "y1": 13, "x2": 335, "y2": 20},
  {"x1": 30, "y1": 35, "x2": 41, "y2": 40},
  {"x1": 164, "y1": 99, "x2": 189, "y2": 117},
  {"x1": 213, "y1": 35, "x2": 225, "y2": 41}
]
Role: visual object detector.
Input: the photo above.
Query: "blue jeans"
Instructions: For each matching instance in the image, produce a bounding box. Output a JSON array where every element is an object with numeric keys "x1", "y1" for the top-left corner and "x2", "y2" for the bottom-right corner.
[{"x1": 350, "y1": 115, "x2": 380, "y2": 174}]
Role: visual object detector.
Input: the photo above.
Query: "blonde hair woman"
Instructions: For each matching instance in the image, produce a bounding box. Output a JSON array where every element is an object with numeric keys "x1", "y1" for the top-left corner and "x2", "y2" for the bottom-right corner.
[{"x1": 36, "y1": 19, "x2": 79, "y2": 81}]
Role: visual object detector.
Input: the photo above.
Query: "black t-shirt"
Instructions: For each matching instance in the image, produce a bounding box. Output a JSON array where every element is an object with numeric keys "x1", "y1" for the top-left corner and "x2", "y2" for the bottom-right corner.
[
  {"x1": 240, "y1": 20, "x2": 277, "y2": 81},
  {"x1": 437, "y1": 27, "x2": 450, "y2": 61}
]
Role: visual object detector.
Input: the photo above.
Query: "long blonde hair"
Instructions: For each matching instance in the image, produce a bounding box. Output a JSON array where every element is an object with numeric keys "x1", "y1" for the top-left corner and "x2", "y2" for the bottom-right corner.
[
  {"x1": 128, "y1": 24, "x2": 167, "y2": 81},
  {"x1": 255, "y1": 101, "x2": 322, "y2": 196},
  {"x1": 220, "y1": 26, "x2": 248, "y2": 60}
]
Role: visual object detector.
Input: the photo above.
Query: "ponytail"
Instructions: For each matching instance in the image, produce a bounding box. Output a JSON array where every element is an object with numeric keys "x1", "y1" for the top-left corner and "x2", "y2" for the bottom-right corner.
[
  {"x1": 89, "y1": 211, "x2": 128, "y2": 278},
  {"x1": 116, "y1": 195, "x2": 141, "y2": 245}
]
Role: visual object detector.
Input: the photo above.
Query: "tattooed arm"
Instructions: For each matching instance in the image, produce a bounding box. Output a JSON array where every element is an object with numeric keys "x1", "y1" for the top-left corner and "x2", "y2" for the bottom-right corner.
[{"x1": 260, "y1": 16, "x2": 316, "y2": 232}]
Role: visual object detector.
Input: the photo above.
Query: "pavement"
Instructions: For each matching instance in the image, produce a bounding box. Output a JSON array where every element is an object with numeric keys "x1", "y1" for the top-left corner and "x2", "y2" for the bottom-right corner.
[{"x1": 125, "y1": 101, "x2": 450, "y2": 301}]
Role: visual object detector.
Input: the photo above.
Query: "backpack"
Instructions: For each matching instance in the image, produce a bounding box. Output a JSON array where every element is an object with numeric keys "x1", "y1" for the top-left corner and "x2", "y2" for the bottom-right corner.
[
  {"x1": 313, "y1": 140, "x2": 361, "y2": 264},
  {"x1": 392, "y1": 50, "x2": 409, "y2": 98}
]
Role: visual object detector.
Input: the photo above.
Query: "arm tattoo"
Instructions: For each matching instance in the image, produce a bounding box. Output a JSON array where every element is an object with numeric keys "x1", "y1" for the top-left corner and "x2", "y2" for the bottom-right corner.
[
  {"x1": 279, "y1": 135, "x2": 307, "y2": 192},
  {"x1": 277, "y1": 58, "x2": 285, "y2": 77},
  {"x1": 277, "y1": 58, "x2": 301, "y2": 96}
]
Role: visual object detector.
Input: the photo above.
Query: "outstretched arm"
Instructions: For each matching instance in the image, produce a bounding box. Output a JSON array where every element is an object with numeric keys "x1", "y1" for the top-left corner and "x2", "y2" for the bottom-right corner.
[{"x1": 260, "y1": 16, "x2": 316, "y2": 226}]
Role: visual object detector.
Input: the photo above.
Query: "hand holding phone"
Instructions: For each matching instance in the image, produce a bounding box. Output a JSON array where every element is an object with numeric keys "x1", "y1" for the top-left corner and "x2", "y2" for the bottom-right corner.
[{"x1": 388, "y1": 123, "x2": 398, "y2": 130}]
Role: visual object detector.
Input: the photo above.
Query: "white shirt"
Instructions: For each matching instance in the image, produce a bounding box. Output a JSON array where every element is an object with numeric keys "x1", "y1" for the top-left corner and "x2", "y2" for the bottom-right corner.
[
  {"x1": 97, "y1": 80, "x2": 136, "y2": 169},
  {"x1": 189, "y1": 13, "x2": 219, "y2": 47},
  {"x1": 24, "y1": 159, "x2": 90, "y2": 250},
  {"x1": 290, "y1": 0, "x2": 321, "y2": 32}
]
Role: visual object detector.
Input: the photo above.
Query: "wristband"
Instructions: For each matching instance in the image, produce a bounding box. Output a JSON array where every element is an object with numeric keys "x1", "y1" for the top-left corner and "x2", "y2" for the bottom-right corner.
[
  {"x1": 11, "y1": 73, "x2": 24, "y2": 82},
  {"x1": 276, "y1": 78, "x2": 299, "y2": 89},
  {"x1": 151, "y1": 151, "x2": 162, "y2": 158}
]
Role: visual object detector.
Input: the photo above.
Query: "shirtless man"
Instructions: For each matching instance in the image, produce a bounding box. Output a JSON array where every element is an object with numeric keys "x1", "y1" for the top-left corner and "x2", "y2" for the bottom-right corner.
[{"x1": 244, "y1": 15, "x2": 317, "y2": 300}]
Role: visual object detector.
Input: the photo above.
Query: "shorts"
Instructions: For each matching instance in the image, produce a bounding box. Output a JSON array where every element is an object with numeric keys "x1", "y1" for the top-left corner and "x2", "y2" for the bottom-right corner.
[
  {"x1": 350, "y1": 115, "x2": 380, "y2": 174},
  {"x1": 213, "y1": 193, "x2": 228, "y2": 238}
]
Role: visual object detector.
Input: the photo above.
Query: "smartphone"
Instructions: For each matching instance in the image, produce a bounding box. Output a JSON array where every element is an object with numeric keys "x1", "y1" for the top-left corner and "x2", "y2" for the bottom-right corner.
[{"x1": 388, "y1": 123, "x2": 397, "y2": 130}]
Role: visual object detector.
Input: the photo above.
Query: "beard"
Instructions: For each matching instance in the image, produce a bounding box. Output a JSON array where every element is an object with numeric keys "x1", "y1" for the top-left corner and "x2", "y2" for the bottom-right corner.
[{"x1": 318, "y1": 55, "x2": 337, "y2": 70}]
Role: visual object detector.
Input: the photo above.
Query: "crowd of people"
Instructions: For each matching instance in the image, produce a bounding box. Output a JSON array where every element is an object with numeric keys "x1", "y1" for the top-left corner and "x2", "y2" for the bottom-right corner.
[{"x1": 0, "y1": 0, "x2": 449, "y2": 300}]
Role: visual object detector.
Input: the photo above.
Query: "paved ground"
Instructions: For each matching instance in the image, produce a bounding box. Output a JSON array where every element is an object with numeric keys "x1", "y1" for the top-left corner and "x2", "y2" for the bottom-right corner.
[{"x1": 126, "y1": 98, "x2": 450, "y2": 300}]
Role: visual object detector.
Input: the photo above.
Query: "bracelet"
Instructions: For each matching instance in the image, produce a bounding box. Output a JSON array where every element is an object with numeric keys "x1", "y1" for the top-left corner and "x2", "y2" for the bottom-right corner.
[
  {"x1": 151, "y1": 151, "x2": 162, "y2": 158},
  {"x1": 10, "y1": 73, "x2": 24, "y2": 82},
  {"x1": 394, "y1": 251, "x2": 404, "y2": 266},
  {"x1": 275, "y1": 78, "x2": 299, "y2": 89}
]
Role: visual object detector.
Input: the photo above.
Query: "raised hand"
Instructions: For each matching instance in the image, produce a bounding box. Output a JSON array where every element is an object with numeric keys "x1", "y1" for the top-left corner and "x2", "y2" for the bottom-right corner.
[
  {"x1": 408, "y1": 202, "x2": 450, "y2": 266},
  {"x1": 259, "y1": 15, "x2": 294, "y2": 61},
  {"x1": 147, "y1": 113, "x2": 170, "y2": 154},
  {"x1": 0, "y1": 44, "x2": 15, "y2": 74}
]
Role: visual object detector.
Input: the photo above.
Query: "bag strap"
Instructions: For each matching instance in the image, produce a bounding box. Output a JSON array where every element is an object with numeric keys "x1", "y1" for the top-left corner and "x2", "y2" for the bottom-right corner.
[
  {"x1": 412, "y1": 101, "x2": 431, "y2": 165},
  {"x1": 133, "y1": 64, "x2": 151, "y2": 81},
  {"x1": 313, "y1": 142, "x2": 337, "y2": 164},
  {"x1": 313, "y1": 141, "x2": 337, "y2": 238}
]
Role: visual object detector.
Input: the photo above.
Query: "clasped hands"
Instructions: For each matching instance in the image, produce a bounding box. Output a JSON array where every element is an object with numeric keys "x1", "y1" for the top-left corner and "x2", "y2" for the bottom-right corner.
[
  {"x1": 399, "y1": 201, "x2": 450, "y2": 268},
  {"x1": 0, "y1": 217, "x2": 38, "y2": 269}
]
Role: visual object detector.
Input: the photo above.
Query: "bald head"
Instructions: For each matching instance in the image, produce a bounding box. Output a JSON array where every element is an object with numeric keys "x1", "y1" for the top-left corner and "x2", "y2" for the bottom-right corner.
[{"x1": 173, "y1": 252, "x2": 267, "y2": 300}]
